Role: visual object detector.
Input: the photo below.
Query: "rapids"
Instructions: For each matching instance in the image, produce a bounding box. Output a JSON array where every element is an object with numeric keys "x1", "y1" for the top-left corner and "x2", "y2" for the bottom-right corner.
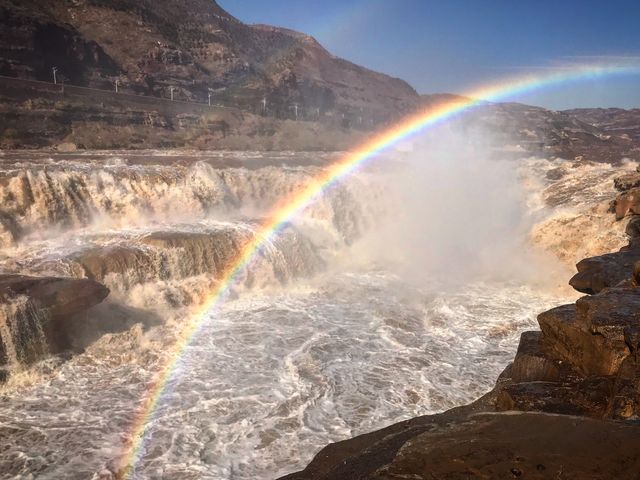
[{"x1": 0, "y1": 150, "x2": 628, "y2": 479}]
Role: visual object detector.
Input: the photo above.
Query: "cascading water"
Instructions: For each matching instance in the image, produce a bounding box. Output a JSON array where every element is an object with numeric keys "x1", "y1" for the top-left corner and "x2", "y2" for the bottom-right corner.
[
  {"x1": 0, "y1": 295, "x2": 51, "y2": 376},
  {"x1": 0, "y1": 148, "x2": 625, "y2": 479}
]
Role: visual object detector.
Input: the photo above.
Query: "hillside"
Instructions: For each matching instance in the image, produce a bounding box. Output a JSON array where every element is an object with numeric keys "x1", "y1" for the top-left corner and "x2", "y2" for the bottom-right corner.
[
  {"x1": 0, "y1": 0, "x2": 418, "y2": 120},
  {"x1": 419, "y1": 95, "x2": 640, "y2": 163},
  {"x1": 1, "y1": 0, "x2": 640, "y2": 158}
]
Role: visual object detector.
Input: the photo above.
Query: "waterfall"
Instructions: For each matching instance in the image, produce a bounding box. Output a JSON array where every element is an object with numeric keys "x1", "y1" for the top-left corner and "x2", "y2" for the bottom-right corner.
[{"x1": 0, "y1": 295, "x2": 50, "y2": 369}]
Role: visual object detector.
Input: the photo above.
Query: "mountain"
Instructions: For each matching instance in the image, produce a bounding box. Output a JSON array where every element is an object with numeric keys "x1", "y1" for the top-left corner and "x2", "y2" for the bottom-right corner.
[
  {"x1": 474, "y1": 102, "x2": 640, "y2": 163},
  {"x1": 0, "y1": 0, "x2": 418, "y2": 119},
  {"x1": 1, "y1": 0, "x2": 639, "y2": 159},
  {"x1": 564, "y1": 108, "x2": 640, "y2": 143},
  {"x1": 418, "y1": 95, "x2": 640, "y2": 163}
]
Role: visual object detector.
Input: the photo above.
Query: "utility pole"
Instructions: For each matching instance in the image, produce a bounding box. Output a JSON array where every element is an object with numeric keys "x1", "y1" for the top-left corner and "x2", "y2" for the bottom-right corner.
[
  {"x1": 170, "y1": 86, "x2": 175, "y2": 101},
  {"x1": 52, "y1": 66, "x2": 58, "y2": 85},
  {"x1": 58, "y1": 74, "x2": 68, "y2": 94}
]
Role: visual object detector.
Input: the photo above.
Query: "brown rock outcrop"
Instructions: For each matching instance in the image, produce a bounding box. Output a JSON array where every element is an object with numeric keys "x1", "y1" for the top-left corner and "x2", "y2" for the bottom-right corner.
[
  {"x1": 0, "y1": 275, "x2": 109, "y2": 319},
  {"x1": 508, "y1": 331, "x2": 562, "y2": 382},
  {"x1": 569, "y1": 249, "x2": 640, "y2": 294},
  {"x1": 282, "y1": 411, "x2": 640, "y2": 480},
  {"x1": 537, "y1": 304, "x2": 626, "y2": 377},
  {"x1": 375, "y1": 413, "x2": 640, "y2": 480},
  {"x1": 504, "y1": 285, "x2": 640, "y2": 419},
  {"x1": 69, "y1": 228, "x2": 322, "y2": 292},
  {"x1": 613, "y1": 187, "x2": 640, "y2": 219},
  {"x1": 538, "y1": 294, "x2": 638, "y2": 378},
  {"x1": 614, "y1": 172, "x2": 640, "y2": 192},
  {"x1": 0, "y1": 274, "x2": 109, "y2": 368},
  {"x1": 625, "y1": 215, "x2": 640, "y2": 247}
]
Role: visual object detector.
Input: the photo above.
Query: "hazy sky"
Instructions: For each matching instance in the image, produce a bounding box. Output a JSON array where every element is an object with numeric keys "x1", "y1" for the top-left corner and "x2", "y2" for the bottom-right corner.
[{"x1": 222, "y1": 0, "x2": 640, "y2": 110}]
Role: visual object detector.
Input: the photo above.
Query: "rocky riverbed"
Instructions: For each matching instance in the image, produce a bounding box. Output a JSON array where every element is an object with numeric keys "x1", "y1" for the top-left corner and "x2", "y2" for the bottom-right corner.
[{"x1": 0, "y1": 149, "x2": 638, "y2": 479}]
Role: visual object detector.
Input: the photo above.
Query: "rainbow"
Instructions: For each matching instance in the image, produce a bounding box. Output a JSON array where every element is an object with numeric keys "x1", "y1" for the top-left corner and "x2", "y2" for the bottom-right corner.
[{"x1": 122, "y1": 62, "x2": 640, "y2": 477}]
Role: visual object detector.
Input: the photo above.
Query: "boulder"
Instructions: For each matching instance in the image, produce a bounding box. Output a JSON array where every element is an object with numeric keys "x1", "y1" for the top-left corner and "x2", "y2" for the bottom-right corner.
[
  {"x1": 496, "y1": 332, "x2": 616, "y2": 419},
  {"x1": 55, "y1": 142, "x2": 77, "y2": 152},
  {"x1": 0, "y1": 211, "x2": 22, "y2": 248},
  {"x1": 73, "y1": 245, "x2": 151, "y2": 283},
  {"x1": 613, "y1": 187, "x2": 640, "y2": 219},
  {"x1": 576, "y1": 288, "x2": 640, "y2": 343},
  {"x1": 0, "y1": 274, "x2": 109, "y2": 366},
  {"x1": 509, "y1": 331, "x2": 561, "y2": 382},
  {"x1": 625, "y1": 215, "x2": 640, "y2": 247},
  {"x1": 538, "y1": 304, "x2": 629, "y2": 376},
  {"x1": 614, "y1": 172, "x2": 640, "y2": 192},
  {"x1": 606, "y1": 354, "x2": 640, "y2": 419},
  {"x1": 0, "y1": 275, "x2": 109, "y2": 318},
  {"x1": 70, "y1": 231, "x2": 242, "y2": 288},
  {"x1": 495, "y1": 289, "x2": 640, "y2": 421},
  {"x1": 496, "y1": 377, "x2": 613, "y2": 418},
  {"x1": 569, "y1": 249, "x2": 640, "y2": 294}
]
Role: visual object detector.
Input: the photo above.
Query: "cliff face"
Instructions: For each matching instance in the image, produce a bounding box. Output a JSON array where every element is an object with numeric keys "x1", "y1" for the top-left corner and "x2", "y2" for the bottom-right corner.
[
  {"x1": 282, "y1": 170, "x2": 640, "y2": 479},
  {"x1": 0, "y1": 0, "x2": 417, "y2": 118},
  {"x1": 565, "y1": 108, "x2": 640, "y2": 144},
  {"x1": 421, "y1": 95, "x2": 640, "y2": 163},
  {"x1": 481, "y1": 102, "x2": 640, "y2": 163}
]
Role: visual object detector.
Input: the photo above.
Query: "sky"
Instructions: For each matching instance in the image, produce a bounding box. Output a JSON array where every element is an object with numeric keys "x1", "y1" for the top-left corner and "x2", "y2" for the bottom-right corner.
[{"x1": 222, "y1": 0, "x2": 640, "y2": 110}]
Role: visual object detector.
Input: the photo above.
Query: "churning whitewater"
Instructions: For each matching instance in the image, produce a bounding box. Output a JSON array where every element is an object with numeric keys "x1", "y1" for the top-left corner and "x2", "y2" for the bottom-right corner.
[{"x1": 0, "y1": 147, "x2": 627, "y2": 479}]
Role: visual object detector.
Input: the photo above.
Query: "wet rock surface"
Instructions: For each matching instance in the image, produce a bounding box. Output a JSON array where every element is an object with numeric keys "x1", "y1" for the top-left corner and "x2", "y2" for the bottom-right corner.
[
  {"x1": 282, "y1": 409, "x2": 640, "y2": 480},
  {"x1": 570, "y1": 250, "x2": 640, "y2": 294},
  {"x1": 615, "y1": 172, "x2": 640, "y2": 192},
  {"x1": 378, "y1": 413, "x2": 640, "y2": 480},
  {"x1": 0, "y1": 275, "x2": 109, "y2": 319},
  {"x1": 614, "y1": 187, "x2": 640, "y2": 220},
  {"x1": 0, "y1": 274, "x2": 109, "y2": 368}
]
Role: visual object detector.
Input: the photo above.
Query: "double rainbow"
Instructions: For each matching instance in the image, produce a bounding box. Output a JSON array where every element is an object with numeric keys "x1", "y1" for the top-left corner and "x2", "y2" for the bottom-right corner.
[{"x1": 122, "y1": 62, "x2": 640, "y2": 477}]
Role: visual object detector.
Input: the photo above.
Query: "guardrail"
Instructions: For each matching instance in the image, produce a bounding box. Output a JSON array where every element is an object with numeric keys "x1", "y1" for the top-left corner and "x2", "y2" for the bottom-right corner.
[
  {"x1": 0, "y1": 74, "x2": 239, "y2": 116},
  {"x1": 0, "y1": 74, "x2": 392, "y2": 129}
]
